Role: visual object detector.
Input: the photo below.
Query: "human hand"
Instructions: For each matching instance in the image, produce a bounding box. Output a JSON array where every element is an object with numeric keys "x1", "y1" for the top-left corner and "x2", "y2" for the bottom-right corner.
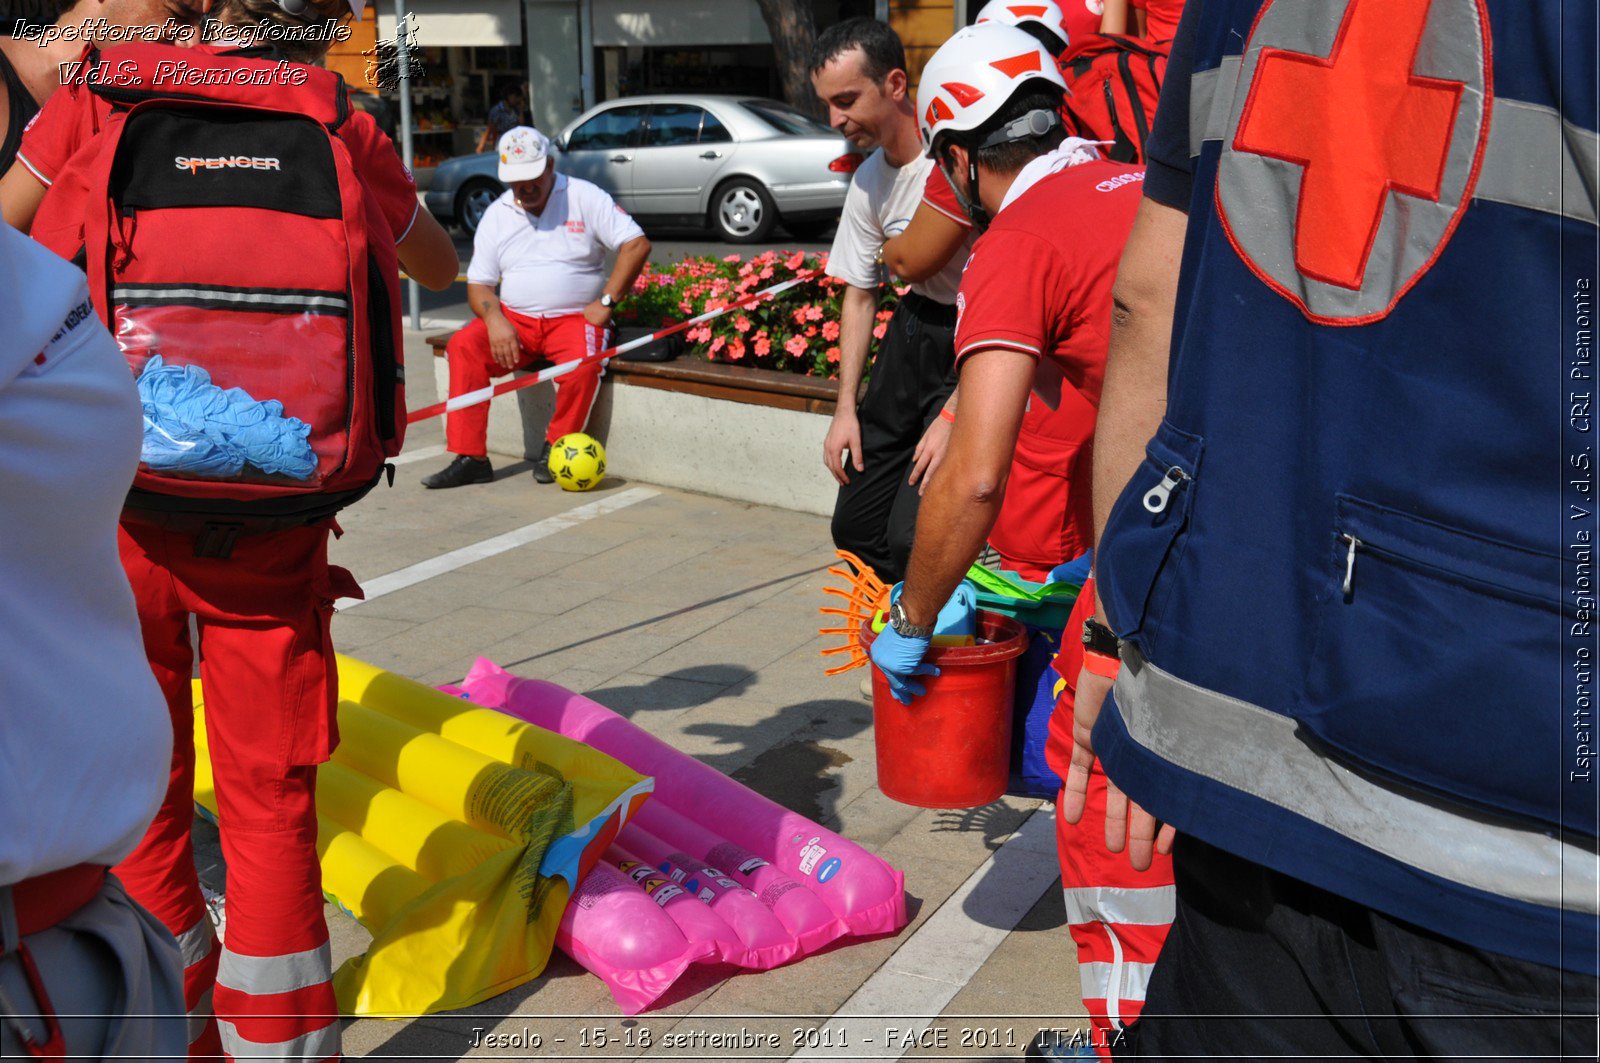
[
  {"x1": 868, "y1": 623, "x2": 939, "y2": 705},
  {"x1": 908, "y1": 413, "x2": 952, "y2": 495},
  {"x1": 823, "y1": 408, "x2": 863, "y2": 486},
  {"x1": 583, "y1": 300, "x2": 614, "y2": 329},
  {"x1": 1063, "y1": 657, "x2": 1175, "y2": 869},
  {"x1": 486, "y1": 314, "x2": 522, "y2": 369}
]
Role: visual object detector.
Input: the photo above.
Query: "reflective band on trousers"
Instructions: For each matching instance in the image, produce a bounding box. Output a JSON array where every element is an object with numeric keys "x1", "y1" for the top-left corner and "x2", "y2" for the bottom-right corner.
[
  {"x1": 1061, "y1": 884, "x2": 1177, "y2": 928},
  {"x1": 1112, "y1": 646, "x2": 1600, "y2": 914},
  {"x1": 174, "y1": 915, "x2": 216, "y2": 969},
  {"x1": 216, "y1": 940, "x2": 332, "y2": 996},
  {"x1": 188, "y1": 989, "x2": 213, "y2": 1046},
  {"x1": 1078, "y1": 959, "x2": 1155, "y2": 1007},
  {"x1": 217, "y1": 1018, "x2": 340, "y2": 1062},
  {"x1": 1188, "y1": 56, "x2": 1599, "y2": 226}
]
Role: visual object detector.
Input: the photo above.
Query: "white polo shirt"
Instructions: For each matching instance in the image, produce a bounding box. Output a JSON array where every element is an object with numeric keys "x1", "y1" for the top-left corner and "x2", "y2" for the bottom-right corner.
[
  {"x1": 467, "y1": 174, "x2": 647, "y2": 317},
  {"x1": 0, "y1": 223, "x2": 170, "y2": 883},
  {"x1": 825, "y1": 147, "x2": 971, "y2": 305}
]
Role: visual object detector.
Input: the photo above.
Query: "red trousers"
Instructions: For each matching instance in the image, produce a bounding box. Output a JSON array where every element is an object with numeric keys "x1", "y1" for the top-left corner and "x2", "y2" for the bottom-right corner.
[
  {"x1": 116, "y1": 520, "x2": 358, "y2": 1062},
  {"x1": 445, "y1": 309, "x2": 608, "y2": 456},
  {"x1": 1046, "y1": 589, "x2": 1175, "y2": 1057}
]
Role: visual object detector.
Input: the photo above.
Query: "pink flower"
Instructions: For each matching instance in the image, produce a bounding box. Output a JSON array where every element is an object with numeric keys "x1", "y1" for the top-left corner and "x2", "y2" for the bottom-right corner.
[
  {"x1": 873, "y1": 323, "x2": 887, "y2": 340},
  {"x1": 786, "y1": 251, "x2": 807, "y2": 270},
  {"x1": 759, "y1": 266, "x2": 775, "y2": 280},
  {"x1": 728, "y1": 338, "x2": 746, "y2": 361},
  {"x1": 822, "y1": 320, "x2": 840, "y2": 341},
  {"x1": 792, "y1": 308, "x2": 809, "y2": 326},
  {"x1": 894, "y1": 284, "x2": 911, "y2": 297},
  {"x1": 710, "y1": 336, "x2": 726, "y2": 354},
  {"x1": 805, "y1": 326, "x2": 818, "y2": 338},
  {"x1": 687, "y1": 326, "x2": 710, "y2": 343},
  {"x1": 785, "y1": 335, "x2": 808, "y2": 356},
  {"x1": 826, "y1": 346, "x2": 841, "y2": 364},
  {"x1": 723, "y1": 253, "x2": 742, "y2": 263},
  {"x1": 754, "y1": 332, "x2": 771, "y2": 356},
  {"x1": 733, "y1": 315, "x2": 752, "y2": 334},
  {"x1": 804, "y1": 305, "x2": 825, "y2": 322},
  {"x1": 876, "y1": 309, "x2": 894, "y2": 322}
]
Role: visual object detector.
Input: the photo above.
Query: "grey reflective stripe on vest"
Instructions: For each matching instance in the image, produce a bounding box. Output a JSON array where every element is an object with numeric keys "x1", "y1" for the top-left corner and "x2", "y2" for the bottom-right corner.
[
  {"x1": 217, "y1": 1018, "x2": 340, "y2": 1062},
  {"x1": 1188, "y1": 59, "x2": 1598, "y2": 226},
  {"x1": 215, "y1": 940, "x2": 332, "y2": 996},
  {"x1": 1112, "y1": 646, "x2": 1600, "y2": 914}
]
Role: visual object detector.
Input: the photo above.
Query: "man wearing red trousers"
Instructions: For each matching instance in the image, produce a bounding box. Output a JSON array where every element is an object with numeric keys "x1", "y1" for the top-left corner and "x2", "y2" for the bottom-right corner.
[
  {"x1": 1, "y1": 4, "x2": 461, "y2": 1058},
  {"x1": 424, "y1": 126, "x2": 651, "y2": 488}
]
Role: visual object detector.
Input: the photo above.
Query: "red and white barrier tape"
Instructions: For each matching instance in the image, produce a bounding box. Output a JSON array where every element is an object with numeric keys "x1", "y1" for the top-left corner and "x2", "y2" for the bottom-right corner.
[{"x1": 405, "y1": 268, "x2": 824, "y2": 425}]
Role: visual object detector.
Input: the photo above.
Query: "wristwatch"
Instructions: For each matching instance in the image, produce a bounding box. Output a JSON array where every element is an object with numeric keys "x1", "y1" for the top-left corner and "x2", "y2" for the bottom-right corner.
[
  {"x1": 888, "y1": 599, "x2": 934, "y2": 640},
  {"x1": 599, "y1": 293, "x2": 617, "y2": 309},
  {"x1": 1082, "y1": 616, "x2": 1122, "y2": 678},
  {"x1": 1082, "y1": 617, "x2": 1120, "y2": 658}
]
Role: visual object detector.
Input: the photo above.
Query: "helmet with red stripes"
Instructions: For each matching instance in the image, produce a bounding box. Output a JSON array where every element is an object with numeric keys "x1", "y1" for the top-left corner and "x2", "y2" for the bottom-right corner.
[
  {"x1": 918, "y1": 23, "x2": 1067, "y2": 157},
  {"x1": 974, "y1": 0, "x2": 1073, "y2": 53}
]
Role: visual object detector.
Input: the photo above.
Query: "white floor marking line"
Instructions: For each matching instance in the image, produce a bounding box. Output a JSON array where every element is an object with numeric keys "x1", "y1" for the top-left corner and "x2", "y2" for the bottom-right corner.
[
  {"x1": 387, "y1": 443, "x2": 448, "y2": 467},
  {"x1": 790, "y1": 806, "x2": 1061, "y2": 1061},
  {"x1": 337, "y1": 486, "x2": 659, "y2": 610}
]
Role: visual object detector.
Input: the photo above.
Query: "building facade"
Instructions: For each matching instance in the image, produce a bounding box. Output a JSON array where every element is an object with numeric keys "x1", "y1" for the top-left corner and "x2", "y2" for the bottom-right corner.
[{"x1": 332, "y1": 2, "x2": 1006, "y2": 146}]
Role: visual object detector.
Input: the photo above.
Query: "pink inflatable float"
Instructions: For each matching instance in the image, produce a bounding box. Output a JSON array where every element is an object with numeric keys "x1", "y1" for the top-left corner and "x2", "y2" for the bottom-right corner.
[{"x1": 459, "y1": 658, "x2": 907, "y2": 1013}]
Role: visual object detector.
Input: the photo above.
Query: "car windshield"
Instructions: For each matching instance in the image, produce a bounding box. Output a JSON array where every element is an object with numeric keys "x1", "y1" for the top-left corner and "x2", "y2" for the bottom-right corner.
[{"x1": 739, "y1": 100, "x2": 833, "y2": 137}]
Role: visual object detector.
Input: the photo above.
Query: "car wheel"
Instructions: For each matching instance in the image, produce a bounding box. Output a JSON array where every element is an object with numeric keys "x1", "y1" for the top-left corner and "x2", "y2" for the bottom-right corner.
[
  {"x1": 711, "y1": 178, "x2": 776, "y2": 243},
  {"x1": 782, "y1": 218, "x2": 836, "y2": 242},
  {"x1": 455, "y1": 179, "x2": 503, "y2": 236}
]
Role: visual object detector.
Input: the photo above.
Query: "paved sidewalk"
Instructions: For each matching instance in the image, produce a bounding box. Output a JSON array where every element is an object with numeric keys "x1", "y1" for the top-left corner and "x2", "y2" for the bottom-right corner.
[{"x1": 195, "y1": 334, "x2": 1091, "y2": 1060}]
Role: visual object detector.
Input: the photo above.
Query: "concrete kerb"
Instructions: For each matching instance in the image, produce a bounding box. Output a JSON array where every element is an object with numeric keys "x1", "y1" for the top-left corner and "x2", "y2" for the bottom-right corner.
[{"x1": 429, "y1": 354, "x2": 837, "y2": 517}]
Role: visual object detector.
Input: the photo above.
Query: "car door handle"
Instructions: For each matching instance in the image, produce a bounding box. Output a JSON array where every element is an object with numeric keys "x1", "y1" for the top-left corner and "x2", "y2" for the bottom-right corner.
[
  {"x1": 609, "y1": 154, "x2": 631, "y2": 163},
  {"x1": 699, "y1": 150, "x2": 722, "y2": 160}
]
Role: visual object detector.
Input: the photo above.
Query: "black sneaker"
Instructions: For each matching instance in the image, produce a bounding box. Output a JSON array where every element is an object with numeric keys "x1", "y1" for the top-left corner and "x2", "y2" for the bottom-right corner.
[
  {"x1": 421, "y1": 454, "x2": 493, "y2": 489},
  {"x1": 532, "y1": 441, "x2": 555, "y2": 484}
]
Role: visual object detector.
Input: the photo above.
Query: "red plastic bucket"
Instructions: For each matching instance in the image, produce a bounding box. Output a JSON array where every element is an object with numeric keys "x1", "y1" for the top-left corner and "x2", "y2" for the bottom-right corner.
[{"x1": 859, "y1": 611, "x2": 1029, "y2": 808}]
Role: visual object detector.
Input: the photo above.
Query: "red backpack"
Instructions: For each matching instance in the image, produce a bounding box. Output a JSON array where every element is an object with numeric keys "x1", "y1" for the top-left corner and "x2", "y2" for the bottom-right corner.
[
  {"x1": 1059, "y1": 34, "x2": 1169, "y2": 164},
  {"x1": 74, "y1": 44, "x2": 404, "y2": 545}
]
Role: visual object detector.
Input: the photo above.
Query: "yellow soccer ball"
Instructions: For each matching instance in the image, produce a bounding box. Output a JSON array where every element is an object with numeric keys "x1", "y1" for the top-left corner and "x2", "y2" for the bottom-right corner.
[{"x1": 548, "y1": 432, "x2": 607, "y2": 491}]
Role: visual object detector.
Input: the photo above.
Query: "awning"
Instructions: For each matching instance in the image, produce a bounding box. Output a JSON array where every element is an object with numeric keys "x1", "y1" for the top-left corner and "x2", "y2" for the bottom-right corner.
[
  {"x1": 592, "y1": 0, "x2": 772, "y2": 48},
  {"x1": 377, "y1": 0, "x2": 521, "y2": 48}
]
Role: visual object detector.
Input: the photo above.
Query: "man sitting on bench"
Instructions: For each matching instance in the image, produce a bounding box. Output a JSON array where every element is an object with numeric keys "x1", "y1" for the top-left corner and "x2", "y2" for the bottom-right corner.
[{"x1": 425, "y1": 127, "x2": 652, "y2": 488}]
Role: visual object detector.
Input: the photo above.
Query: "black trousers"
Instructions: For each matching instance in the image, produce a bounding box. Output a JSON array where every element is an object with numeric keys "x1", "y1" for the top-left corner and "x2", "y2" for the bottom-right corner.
[
  {"x1": 1119, "y1": 837, "x2": 1598, "y2": 1061},
  {"x1": 831, "y1": 292, "x2": 958, "y2": 585}
]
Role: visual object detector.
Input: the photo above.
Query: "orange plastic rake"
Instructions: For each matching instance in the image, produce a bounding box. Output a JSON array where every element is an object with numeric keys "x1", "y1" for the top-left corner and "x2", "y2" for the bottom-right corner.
[{"x1": 817, "y1": 550, "x2": 891, "y2": 675}]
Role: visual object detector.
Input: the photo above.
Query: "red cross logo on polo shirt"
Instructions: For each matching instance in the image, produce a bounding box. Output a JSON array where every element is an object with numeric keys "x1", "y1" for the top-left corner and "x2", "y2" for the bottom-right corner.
[{"x1": 1215, "y1": 0, "x2": 1491, "y2": 325}]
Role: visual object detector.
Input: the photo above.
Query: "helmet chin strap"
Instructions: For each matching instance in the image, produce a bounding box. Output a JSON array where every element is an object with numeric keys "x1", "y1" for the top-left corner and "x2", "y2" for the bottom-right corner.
[{"x1": 941, "y1": 109, "x2": 1059, "y2": 233}]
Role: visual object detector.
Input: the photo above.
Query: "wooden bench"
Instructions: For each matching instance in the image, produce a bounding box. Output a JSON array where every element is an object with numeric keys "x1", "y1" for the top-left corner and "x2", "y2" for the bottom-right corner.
[{"x1": 424, "y1": 331, "x2": 839, "y2": 416}]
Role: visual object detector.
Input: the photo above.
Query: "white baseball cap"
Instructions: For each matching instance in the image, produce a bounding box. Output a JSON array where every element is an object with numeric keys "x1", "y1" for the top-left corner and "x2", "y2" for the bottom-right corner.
[{"x1": 497, "y1": 126, "x2": 551, "y2": 182}]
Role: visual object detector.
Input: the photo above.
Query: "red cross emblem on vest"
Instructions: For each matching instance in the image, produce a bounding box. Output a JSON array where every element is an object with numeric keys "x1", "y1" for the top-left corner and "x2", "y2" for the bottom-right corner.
[{"x1": 1216, "y1": 0, "x2": 1492, "y2": 325}]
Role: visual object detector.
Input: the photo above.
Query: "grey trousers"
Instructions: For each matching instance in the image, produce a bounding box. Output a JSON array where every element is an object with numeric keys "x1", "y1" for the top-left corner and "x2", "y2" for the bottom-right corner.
[{"x1": 1, "y1": 875, "x2": 186, "y2": 1061}]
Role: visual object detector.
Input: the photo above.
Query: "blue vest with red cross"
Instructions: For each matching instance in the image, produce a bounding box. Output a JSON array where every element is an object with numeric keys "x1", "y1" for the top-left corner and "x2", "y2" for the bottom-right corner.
[{"x1": 1094, "y1": 0, "x2": 1598, "y2": 974}]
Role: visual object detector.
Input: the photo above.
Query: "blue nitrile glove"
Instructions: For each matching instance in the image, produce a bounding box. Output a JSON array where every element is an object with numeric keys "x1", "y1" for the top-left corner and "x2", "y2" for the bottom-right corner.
[{"x1": 869, "y1": 618, "x2": 940, "y2": 705}]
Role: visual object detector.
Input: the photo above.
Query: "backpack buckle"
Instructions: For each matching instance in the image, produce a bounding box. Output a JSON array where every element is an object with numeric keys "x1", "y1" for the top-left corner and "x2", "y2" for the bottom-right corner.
[{"x1": 194, "y1": 521, "x2": 245, "y2": 560}]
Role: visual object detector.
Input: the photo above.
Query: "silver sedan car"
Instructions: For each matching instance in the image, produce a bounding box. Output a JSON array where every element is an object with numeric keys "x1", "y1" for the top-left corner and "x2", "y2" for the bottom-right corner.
[{"x1": 426, "y1": 95, "x2": 861, "y2": 242}]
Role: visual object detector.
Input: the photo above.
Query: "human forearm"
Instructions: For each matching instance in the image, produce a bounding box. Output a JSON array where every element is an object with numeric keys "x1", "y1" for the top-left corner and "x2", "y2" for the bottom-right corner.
[
  {"x1": 467, "y1": 282, "x2": 507, "y2": 322},
  {"x1": 1091, "y1": 199, "x2": 1187, "y2": 624},
  {"x1": 900, "y1": 352, "x2": 1034, "y2": 625},
  {"x1": 1100, "y1": 0, "x2": 1131, "y2": 33},
  {"x1": 882, "y1": 205, "x2": 966, "y2": 284},
  {"x1": 604, "y1": 236, "x2": 652, "y2": 301},
  {"x1": 832, "y1": 284, "x2": 876, "y2": 406}
]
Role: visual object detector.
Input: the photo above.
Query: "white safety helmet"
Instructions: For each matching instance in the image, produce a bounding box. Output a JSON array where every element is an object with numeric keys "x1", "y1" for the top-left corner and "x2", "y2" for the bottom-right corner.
[
  {"x1": 917, "y1": 23, "x2": 1067, "y2": 159},
  {"x1": 974, "y1": 0, "x2": 1073, "y2": 54}
]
